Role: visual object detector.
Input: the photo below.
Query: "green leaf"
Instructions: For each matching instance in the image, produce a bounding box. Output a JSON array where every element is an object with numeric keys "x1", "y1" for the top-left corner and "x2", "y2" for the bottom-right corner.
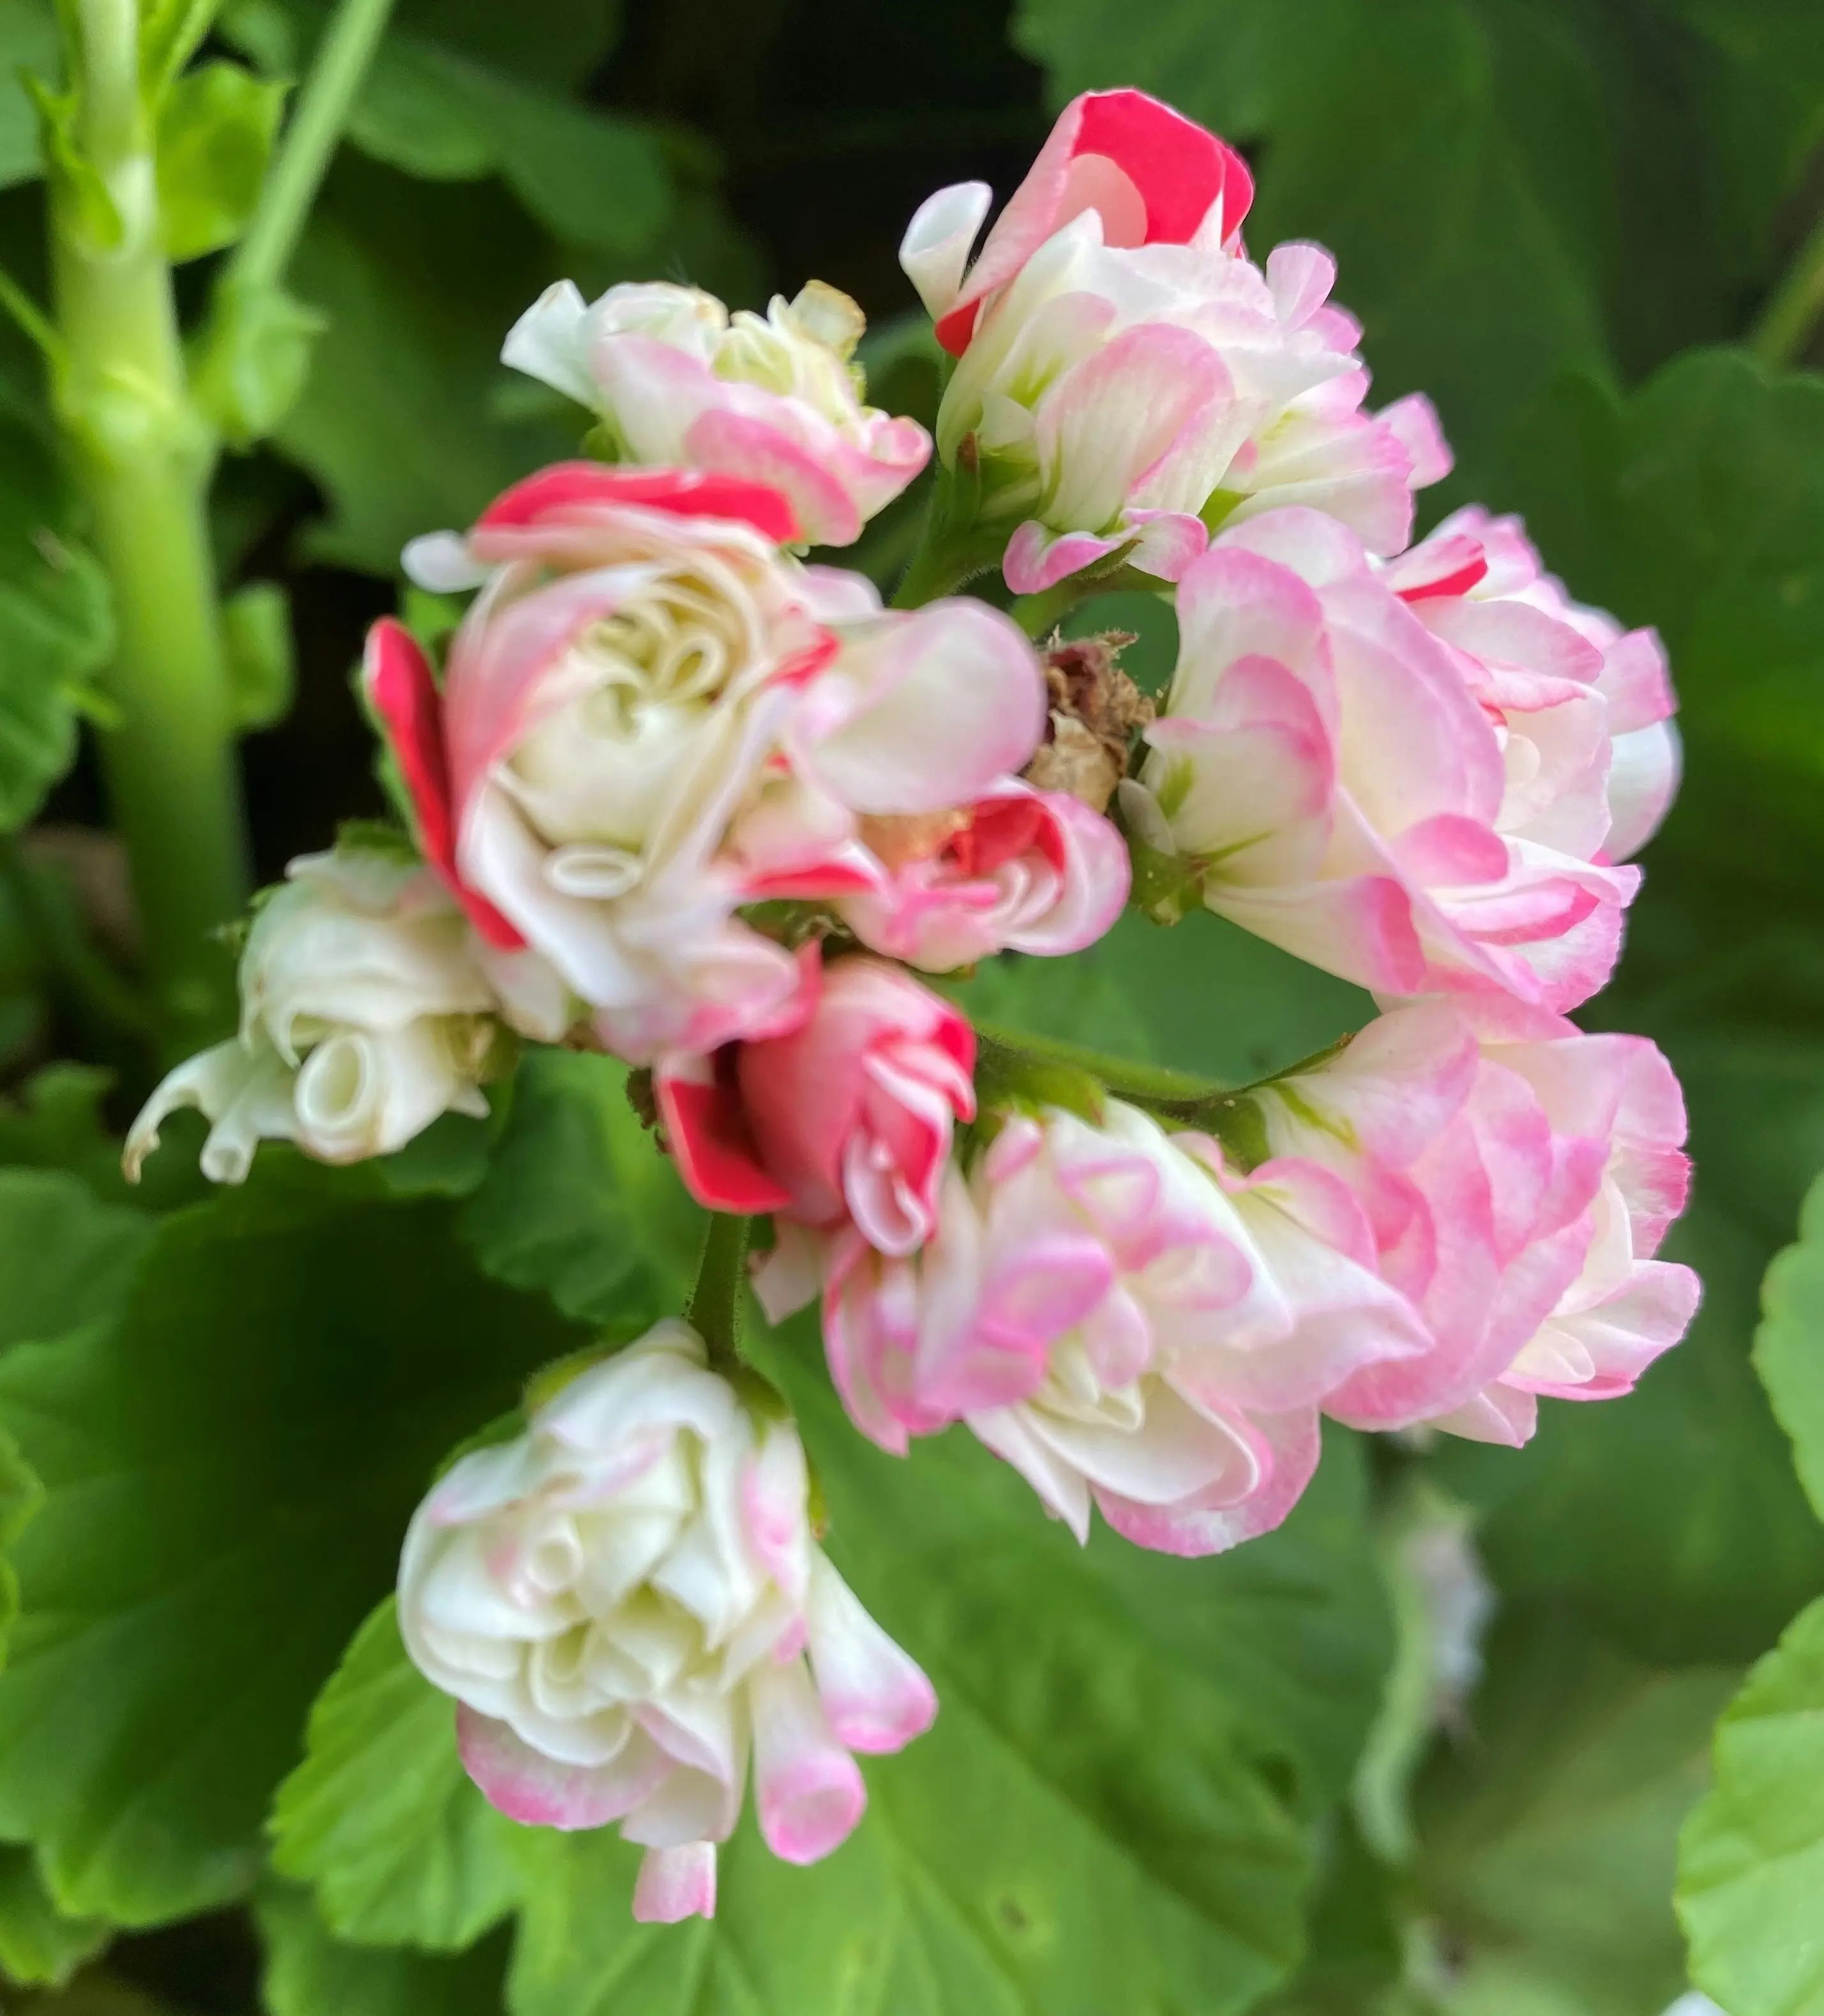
[
  {"x1": 273, "y1": 162, "x2": 582, "y2": 572},
  {"x1": 0, "y1": 1845, "x2": 108, "y2": 1988},
  {"x1": 1411, "y1": 1608, "x2": 1739, "y2": 2016},
  {"x1": 0, "y1": 414, "x2": 115, "y2": 835},
  {"x1": 156, "y1": 59, "x2": 287, "y2": 262},
  {"x1": 1490, "y1": 351, "x2": 1824, "y2": 896},
  {"x1": 1754, "y1": 1170, "x2": 1824, "y2": 1524},
  {"x1": 269, "y1": 1599, "x2": 522, "y2": 1950},
  {"x1": 0, "y1": 1427, "x2": 41, "y2": 1662},
  {"x1": 258, "y1": 1881, "x2": 510, "y2": 2016},
  {"x1": 220, "y1": 578, "x2": 296, "y2": 731},
  {"x1": 0, "y1": 1177, "x2": 586, "y2": 1923},
  {"x1": 458, "y1": 1047, "x2": 702, "y2": 1328},
  {"x1": 0, "y1": 1168, "x2": 151, "y2": 1353},
  {"x1": 0, "y1": 1, "x2": 59, "y2": 188},
  {"x1": 1013, "y1": 1, "x2": 1824, "y2": 488},
  {"x1": 1678, "y1": 1593, "x2": 1824, "y2": 2016}
]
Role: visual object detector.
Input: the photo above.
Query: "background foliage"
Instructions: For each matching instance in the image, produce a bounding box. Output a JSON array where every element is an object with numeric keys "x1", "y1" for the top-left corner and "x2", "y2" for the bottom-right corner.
[{"x1": 2, "y1": 0, "x2": 1823, "y2": 2011}]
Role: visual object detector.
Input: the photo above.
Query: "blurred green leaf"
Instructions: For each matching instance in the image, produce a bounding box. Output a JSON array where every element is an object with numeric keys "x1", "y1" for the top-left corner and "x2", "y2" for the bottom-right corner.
[
  {"x1": 458, "y1": 1047, "x2": 702, "y2": 1328},
  {"x1": 1677, "y1": 1593, "x2": 1824, "y2": 2016},
  {"x1": 1411, "y1": 1609, "x2": 1738, "y2": 2016},
  {"x1": 269, "y1": 1598, "x2": 522, "y2": 1950},
  {"x1": 0, "y1": 1168, "x2": 150, "y2": 1355},
  {"x1": 0, "y1": 1176, "x2": 585, "y2": 1923},
  {"x1": 0, "y1": 414, "x2": 114, "y2": 835},
  {"x1": 1754, "y1": 1170, "x2": 1824, "y2": 1524},
  {"x1": 1014, "y1": 0, "x2": 1824, "y2": 487},
  {"x1": 0, "y1": 1, "x2": 58, "y2": 188},
  {"x1": 227, "y1": 0, "x2": 668, "y2": 256},
  {"x1": 258, "y1": 1881, "x2": 509, "y2": 2016},
  {"x1": 155, "y1": 60, "x2": 287, "y2": 264},
  {"x1": 273, "y1": 163, "x2": 581, "y2": 571},
  {"x1": 0, "y1": 1844, "x2": 108, "y2": 1988}
]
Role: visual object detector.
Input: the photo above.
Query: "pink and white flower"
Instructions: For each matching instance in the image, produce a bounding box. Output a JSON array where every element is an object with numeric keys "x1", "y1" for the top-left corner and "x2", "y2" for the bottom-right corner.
[
  {"x1": 1124, "y1": 508, "x2": 1652, "y2": 1012},
  {"x1": 1384, "y1": 506, "x2": 1681, "y2": 861},
  {"x1": 1239, "y1": 998, "x2": 1700, "y2": 1443},
  {"x1": 124, "y1": 843, "x2": 554, "y2": 1183},
  {"x1": 836, "y1": 778, "x2": 1130, "y2": 971},
  {"x1": 365, "y1": 462, "x2": 1045, "y2": 1063},
  {"x1": 503, "y1": 279, "x2": 930, "y2": 550},
  {"x1": 764, "y1": 1098, "x2": 1427, "y2": 1554},
  {"x1": 901, "y1": 92, "x2": 1447, "y2": 594},
  {"x1": 658, "y1": 953, "x2": 976, "y2": 1253},
  {"x1": 398, "y1": 1320, "x2": 936, "y2": 1922}
]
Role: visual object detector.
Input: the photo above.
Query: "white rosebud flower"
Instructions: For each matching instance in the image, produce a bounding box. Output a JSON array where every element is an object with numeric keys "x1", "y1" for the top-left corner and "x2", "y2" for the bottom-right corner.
[
  {"x1": 124, "y1": 845, "x2": 537, "y2": 1184},
  {"x1": 502, "y1": 277, "x2": 930, "y2": 547},
  {"x1": 398, "y1": 1320, "x2": 936, "y2": 1923}
]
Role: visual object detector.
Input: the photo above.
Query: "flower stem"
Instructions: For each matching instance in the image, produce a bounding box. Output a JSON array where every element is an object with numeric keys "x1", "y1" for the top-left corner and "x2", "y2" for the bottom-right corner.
[
  {"x1": 54, "y1": 0, "x2": 248, "y2": 1060},
  {"x1": 220, "y1": 0, "x2": 396, "y2": 301},
  {"x1": 686, "y1": 1212, "x2": 752, "y2": 1367},
  {"x1": 1752, "y1": 207, "x2": 1824, "y2": 368}
]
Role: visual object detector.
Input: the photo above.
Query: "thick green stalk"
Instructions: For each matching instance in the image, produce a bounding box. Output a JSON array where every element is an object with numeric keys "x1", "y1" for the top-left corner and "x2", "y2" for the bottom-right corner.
[{"x1": 54, "y1": 0, "x2": 248, "y2": 1058}]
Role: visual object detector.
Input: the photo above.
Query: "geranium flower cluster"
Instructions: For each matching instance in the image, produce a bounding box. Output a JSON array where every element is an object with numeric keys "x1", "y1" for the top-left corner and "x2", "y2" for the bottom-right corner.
[{"x1": 126, "y1": 89, "x2": 1698, "y2": 1922}]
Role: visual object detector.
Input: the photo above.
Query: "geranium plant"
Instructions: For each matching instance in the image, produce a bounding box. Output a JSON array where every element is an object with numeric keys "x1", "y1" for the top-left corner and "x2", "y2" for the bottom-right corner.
[{"x1": 2, "y1": 4, "x2": 1823, "y2": 2014}]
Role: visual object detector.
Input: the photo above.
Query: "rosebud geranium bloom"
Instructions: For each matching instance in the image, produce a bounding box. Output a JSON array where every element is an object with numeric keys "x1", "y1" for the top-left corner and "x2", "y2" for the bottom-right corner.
[
  {"x1": 767, "y1": 1098, "x2": 1428, "y2": 1554},
  {"x1": 1239, "y1": 999, "x2": 1700, "y2": 1443},
  {"x1": 502, "y1": 279, "x2": 930, "y2": 548},
  {"x1": 124, "y1": 845, "x2": 545, "y2": 1183},
  {"x1": 836, "y1": 778, "x2": 1131, "y2": 971},
  {"x1": 658, "y1": 953, "x2": 976, "y2": 1255},
  {"x1": 366, "y1": 462, "x2": 1046, "y2": 1062},
  {"x1": 1126, "y1": 508, "x2": 1650, "y2": 1011},
  {"x1": 1385, "y1": 505, "x2": 1682, "y2": 861},
  {"x1": 398, "y1": 1321, "x2": 936, "y2": 1923},
  {"x1": 901, "y1": 91, "x2": 1447, "y2": 593}
]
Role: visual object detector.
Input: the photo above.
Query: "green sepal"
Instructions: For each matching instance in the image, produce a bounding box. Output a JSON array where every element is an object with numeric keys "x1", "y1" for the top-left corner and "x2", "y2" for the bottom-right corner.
[
  {"x1": 1126, "y1": 828, "x2": 1202, "y2": 926},
  {"x1": 191, "y1": 276, "x2": 328, "y2": 448},
  {"x1": 22, "y1": 74, "x2": 121, "y2": 253},
  {"x1": 155, "y1": 60, "x2": 287, "y2": 263},
  {"x1": 222, "y1": 578, "x2": 295, "y2": 730}
]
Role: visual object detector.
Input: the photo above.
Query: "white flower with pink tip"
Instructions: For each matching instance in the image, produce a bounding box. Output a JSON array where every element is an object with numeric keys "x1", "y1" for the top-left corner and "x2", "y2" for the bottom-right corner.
[
  {"x1": 1237, "y1": 998, "x2": 1700, "y2": 1443},
  {"x1": 366, "y1": 462, "x2": 1048, "y2": 1064},
  {"x1": 504, "y1": 277, "x2": 930, "y2": 549},
  {"x1": 771, "y1": 1097, "x2": 1429, "y2": 1554},
  {"x1": 903, "y1": 88, "x2": 1447, "y2": 594},
  {"x1": 124, "y1": 843, "x2": 557, "y2": 1184},
  {"x1": 1125, "y1": 505, "x2": 1670, "y2": 1012},
  {"x1": 397, "y1": 1321, "x2": 935, "y2": 1923}
]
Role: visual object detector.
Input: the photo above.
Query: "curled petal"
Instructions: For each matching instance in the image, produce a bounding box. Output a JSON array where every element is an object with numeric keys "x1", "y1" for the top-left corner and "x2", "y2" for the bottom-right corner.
[{"x1": 633, "y1": 1842, "x2": 718, "y2": 1923}]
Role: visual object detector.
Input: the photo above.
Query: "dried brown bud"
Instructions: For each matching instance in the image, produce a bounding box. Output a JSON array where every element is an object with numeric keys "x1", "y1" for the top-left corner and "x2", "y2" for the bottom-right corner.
[
  {"x1": 855, "y1": 807, "x2": 972, "y2": 871},
  {"x1": 1024, "y1": 631, "x2": 1154, "y2": 813}
]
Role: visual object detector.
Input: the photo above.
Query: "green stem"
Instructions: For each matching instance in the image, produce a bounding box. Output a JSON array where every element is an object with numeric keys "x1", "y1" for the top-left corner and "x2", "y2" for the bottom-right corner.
[
  {"x1": 973, "y1": 1021, "x2": 1220, "y2": 1108},
  {"x1": 54, "y1": 0, "x2": 249, "y2": 1060},
  {"x1": 1752, "y1": 207, "x2": 1824, "y2": 368},
  {"x1": 220, "y1": 0, "x2": 396, "y2": 299},
  {"x1": 889, "y1": 531, "x2": 970, "y2": 608},
  {"x1": 685, "y1": 1212, "x2": 751, "y2": 1367}
]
